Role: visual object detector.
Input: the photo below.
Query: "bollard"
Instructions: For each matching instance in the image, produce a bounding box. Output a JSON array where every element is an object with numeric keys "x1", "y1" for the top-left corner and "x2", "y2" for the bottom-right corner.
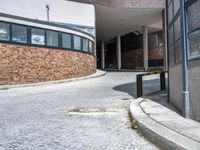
[
  {"x1": 160, "y1": 71, "x2": 166, "y2": 90},
  {"x1": 136, "y1": 74, "x2": 143, "y2": 98}
]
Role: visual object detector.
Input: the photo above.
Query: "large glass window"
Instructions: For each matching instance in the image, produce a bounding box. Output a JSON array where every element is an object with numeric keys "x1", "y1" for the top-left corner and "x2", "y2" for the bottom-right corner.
[
  {"x1": 188, "y1": 0, "x2": 200, "y2": 32},
  {"x1": 73, "y1": 35, "x2": 81, "y2": 50},
  {"x1": 169, "y1": 46, "x2": 175, "y2": 65},
  {"x1": 168, "y1": 25, "x2": 174, "y2": 47},
  {"x1": 189, "y1": 30, "x2": 200, "y2": 58},
  {"x1": 82, "y1": 38, "x2": 88, "y2": 52},
  {"x1": 31, "y1": 28, "x2": 45, "y2": 45},
  {"x1": 168, "y1": 2, "x2": 173, "y2": 24},
  {"x1": 0, "y1": 22, "x2": 10, "y2": 41},
  {"x1": 62, "y1": 33, "x2": 71, "y2": 49},
  {"x1": 174, "y1": 16, "x2": 181, "y2": 41},
  {"x1": 46, "y1": 30, "x2": 59, "y2": 47},
  {"x1": 173, "y1": 0, "x2": 180, "y2": 15},
  {"x1": 188, "y1": 0, "x2": 200, "y2": 59},
  {"x1": 175, "y1": 39, "x2": 182, "y2": 63},
  {"x1": 12, "y1": 24, "x2": 27, "y2": 43}
]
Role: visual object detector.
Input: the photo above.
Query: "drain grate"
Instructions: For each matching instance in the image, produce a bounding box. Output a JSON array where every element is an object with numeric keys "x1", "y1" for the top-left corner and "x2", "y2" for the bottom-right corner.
[
  {"x1": 121, "y1": 98, "x2": 131, "y2": 100},
  {"x1": 68, "y1": 107, "x2": 123, "y2": 114},
  {"x1": 69, "y1": 107, "x2": 106, "y2": 113}
]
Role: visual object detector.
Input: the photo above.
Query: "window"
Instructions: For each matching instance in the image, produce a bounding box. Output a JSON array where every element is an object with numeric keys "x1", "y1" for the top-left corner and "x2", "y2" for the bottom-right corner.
[
  {"x1": 89, "y1": 41, "x2": 93, "y2": 53},
  {"x1": 31, "y1": 28, "x2": 45, "y2": 45},
  {"x1": 46, "y1": 30, "x2": 59, "y2": 47},
  {"x1": 168, "y1": 2, "x2": 173, "y2": 24},
  {"x1": 0, "y1": 22, "x2": 10, "y2": 41},
  {"x1": 175, "y1": 39, "x2": 182, "y2": 63},
  {"x1": 82, "y1": 38, "x2": 88, "y2": 52},
  {"x1": 189, "y1": 30, "x2": 200, "y2": 58},
  {"x1": 173, "y1": 0, "x2": 180, "y2": 15},
  {"x1": 73, "y1": 35, "x2": 81, "y2": 50},
  {"x1": 168, "y1": 25, "x2": 174, "y2": 47},
  {"x1": 188, "y1": 0, "x2": 200, "y2": 32},
  {"x1": 174, "y1": 16, "x2": 181, "y2": 41},
  {"x1": 169, "y1": 46, "x2": 175, "y2": 65},
  {"x1": 188, "y1": 0, "x2": 200, "y2": 58},
  {"x1": 12, "y1": 24, "x2": 27, "y2": 43},
  {"x1": 62, "y1": 33, "x2": 71, "y2": 49}
]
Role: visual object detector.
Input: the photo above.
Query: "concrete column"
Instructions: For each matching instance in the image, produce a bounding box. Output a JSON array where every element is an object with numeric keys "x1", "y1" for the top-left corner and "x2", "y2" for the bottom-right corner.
[
  {"x1": 117, "y1": 35, "x2": 121, "y2": 70},
  {"x1": 143, "y1": 26, "x2": 148, "y2": 71},
  {"x1": 163, "y1": 9, "x2": 168, "y2": 71},
  {"x1": 101, "y1": 41, "x2": 105, "y2": 69}
]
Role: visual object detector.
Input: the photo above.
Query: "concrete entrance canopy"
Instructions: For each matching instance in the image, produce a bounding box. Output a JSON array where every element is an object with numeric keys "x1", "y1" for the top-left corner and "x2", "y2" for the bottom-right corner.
[
  {"x1": 95, "y1": 5, "x2": 163, "y2": 41},
  {"x1": 71, "y1": 0, "x2": 165, "y2": 9},
  {"x1": 70, "y1": 0, "x2": 164, "y2": 41},
  {"x1": 70, "y1": 0, "x2": 165, "y2": 70}
]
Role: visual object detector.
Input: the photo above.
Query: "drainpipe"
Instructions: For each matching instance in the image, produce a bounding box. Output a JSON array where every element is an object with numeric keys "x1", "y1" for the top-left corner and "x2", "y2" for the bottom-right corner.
[
  {"x1": 180, "y1": 0, "x2": 190, "y2": 118},
  {"x1": 164, "y1": 0, "x2": 170, "y2": 103}
]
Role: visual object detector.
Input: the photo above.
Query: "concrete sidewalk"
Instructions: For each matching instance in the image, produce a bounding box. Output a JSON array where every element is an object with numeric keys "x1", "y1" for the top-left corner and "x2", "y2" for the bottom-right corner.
[
  {"x1": 130, "y1": 91, "x2": 200, "y2": 150},
  {"x1": 0, "y1": 69, "x2": 107, "y2": 89}
]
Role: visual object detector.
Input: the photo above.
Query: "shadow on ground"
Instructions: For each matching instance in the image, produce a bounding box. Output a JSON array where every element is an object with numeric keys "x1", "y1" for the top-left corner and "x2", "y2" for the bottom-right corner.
[{"x1": 113, "y1": 79, "x2": 161, "y2": 99}]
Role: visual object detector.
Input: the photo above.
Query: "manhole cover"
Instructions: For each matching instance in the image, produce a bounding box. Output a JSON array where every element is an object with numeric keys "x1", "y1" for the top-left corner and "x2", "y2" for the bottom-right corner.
[
  {"x1": 68, "y1": 107, "x2": 122, "y2": 114},
  {"x1": 69, "y1": 107, "x2": 106, "y2": 113},
  {"x1": 121, "y1": 98, "x2": 130, "y2": 100}
]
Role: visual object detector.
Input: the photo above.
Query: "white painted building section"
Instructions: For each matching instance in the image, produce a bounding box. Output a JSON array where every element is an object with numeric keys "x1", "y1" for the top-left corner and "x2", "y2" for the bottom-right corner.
[{"x1": 0, "y1": 0, "x2": 95, "y2": 27}]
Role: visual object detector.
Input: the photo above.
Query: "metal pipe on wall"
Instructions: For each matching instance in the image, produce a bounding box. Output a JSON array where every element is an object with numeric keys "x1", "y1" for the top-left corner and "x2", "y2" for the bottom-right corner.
[{"x1": 180, "y1": 0, "x2": 190, "y2": 118}]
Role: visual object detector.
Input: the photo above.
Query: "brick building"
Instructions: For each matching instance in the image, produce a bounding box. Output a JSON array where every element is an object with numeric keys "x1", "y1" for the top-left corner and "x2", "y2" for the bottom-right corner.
[{"x1": 0, "y1": 0, "x2": 165, "y2": 84}]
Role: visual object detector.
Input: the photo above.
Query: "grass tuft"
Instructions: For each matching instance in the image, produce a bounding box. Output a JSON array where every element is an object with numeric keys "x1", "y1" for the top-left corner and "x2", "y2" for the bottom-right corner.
[{"x1": 130, "y1": 119, "x2": 137, "y2": 129}]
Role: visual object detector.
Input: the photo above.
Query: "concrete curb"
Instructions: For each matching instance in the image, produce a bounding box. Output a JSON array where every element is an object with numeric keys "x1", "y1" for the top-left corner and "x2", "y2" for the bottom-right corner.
[
  {"x1": 130, "y1": 98, "x2": 200, "y2": 150},
  {"x1": 0, "y1": 69, "x2": 107, "y2": 89}
]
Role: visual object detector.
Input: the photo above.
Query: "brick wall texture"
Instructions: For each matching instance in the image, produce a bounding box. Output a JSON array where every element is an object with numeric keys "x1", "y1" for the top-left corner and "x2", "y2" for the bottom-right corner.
[
  {"x1": 0, "y1": 43, "x2": 96, "y2": 85},
  {"x1": 107, "y1": 47, "x2": 164, "y2": 69}
]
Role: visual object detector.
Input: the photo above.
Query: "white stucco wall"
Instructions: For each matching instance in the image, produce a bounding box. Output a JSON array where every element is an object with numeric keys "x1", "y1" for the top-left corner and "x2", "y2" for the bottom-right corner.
[{"x1": 0, "y1": 0, "x2": 95, "y2": 27}]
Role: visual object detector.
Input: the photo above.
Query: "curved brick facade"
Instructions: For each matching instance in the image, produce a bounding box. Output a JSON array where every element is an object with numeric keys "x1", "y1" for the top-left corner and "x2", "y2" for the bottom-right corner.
[{"x1": 0, "y1": 43, "x2": 96, "y2": 84}]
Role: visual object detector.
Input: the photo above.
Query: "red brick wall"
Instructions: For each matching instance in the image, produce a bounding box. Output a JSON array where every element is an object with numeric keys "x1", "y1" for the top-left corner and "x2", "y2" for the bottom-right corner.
[
  {"x1": 149, "y1": 47, "x2": 164, "y2": 60},
  {"x1": 0, "y1": 43, "x2": 96, "y2": 84},
  {"x1": 107, "y1": 47, "x2": 164, "y2": 69},
  {"x1": 122, "y1": 49, "x2": 143, "y2": 69}
]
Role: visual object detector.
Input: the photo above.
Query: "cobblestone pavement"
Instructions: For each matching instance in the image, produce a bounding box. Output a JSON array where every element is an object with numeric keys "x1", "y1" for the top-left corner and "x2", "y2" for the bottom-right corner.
[{"x1": 0, "y1": 72, "x2": 160, "y2": 150}]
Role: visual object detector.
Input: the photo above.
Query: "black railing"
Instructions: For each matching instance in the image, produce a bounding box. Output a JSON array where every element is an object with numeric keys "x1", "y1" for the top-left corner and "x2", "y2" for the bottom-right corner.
[{"x1": 136, "y1": 71, "x2": 167, "y2": 98}]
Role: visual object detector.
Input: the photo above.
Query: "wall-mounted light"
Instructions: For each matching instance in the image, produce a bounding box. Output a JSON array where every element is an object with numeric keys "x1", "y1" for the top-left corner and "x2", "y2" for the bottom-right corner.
[{"x1": 46, "y1": 4, "x2": 50, "y2": 22}]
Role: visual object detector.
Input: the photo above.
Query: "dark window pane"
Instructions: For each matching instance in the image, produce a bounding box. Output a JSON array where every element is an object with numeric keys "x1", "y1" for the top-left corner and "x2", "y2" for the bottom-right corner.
[
  {"x1": 189, "y1": 29, "x2": 200, "y2": 58},
  {"x1": 73, "y1": 35, "x2": 81, "y2": 50},
  {"x1": 89, "y1": 41, "x2": 93, "y2": 53},
  {"x1": 82, "y1": 38, "x2": 88, "y2": 52},
  {"x1": 188, "y1": 0, "x2": 200, "y2": 31},
  {"x1": 31, "y1": 28, "x2": 45, "y2": 45},
  {"x1": 174, "y1": 16, "x2": 181, "y2": 41},
  {"x1": 168, "y1": 2, "x2": 173, "y2": 24},
  {"x1": 0, "y1": 22, "x2": 10, "y2": 41},
  {"x1": 168, "y1": 25, "x2": 174, "y2": 47},
  {"x1": 46, "y1": 31, "x2": 58, "y2": 47},
  {"x1": 175, "y1": 39, "x2": 182, "y2": 63},
  {"x1": 12, "y1": 24, "x2": 27, "y2": 43},
  {"x1": 62, "y1": 33, "x2": 71, "y2": 49},
  {"x1": 169, "y1": 46, "x2": 175, "y2": 65},
  {"x1": 168, "y1": 0, "x2": 171, "y2": 5},
  {"x1": 173, "y1": 0, "x2": 180, "y2": 15}
]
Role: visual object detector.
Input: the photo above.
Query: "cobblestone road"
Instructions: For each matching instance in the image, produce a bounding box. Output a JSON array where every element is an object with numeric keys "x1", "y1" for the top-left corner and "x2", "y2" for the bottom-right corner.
[{"x1": 0, "y1": 72, "x2": 160, "y2": 150}]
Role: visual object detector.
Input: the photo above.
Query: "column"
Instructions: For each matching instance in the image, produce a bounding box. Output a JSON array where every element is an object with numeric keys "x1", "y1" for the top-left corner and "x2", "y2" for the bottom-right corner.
[
  {"x1": 117, "y1": 35, "x2": 121, "y2": 70},
  {"x1": 164, "y1": 9, "x2": 168, "y2": 71},
  {"x1": 101, "y1": 41, "x2": 105, "y2": 69},
  {"x1": 143, "y1": 26, "x2": 148, "y2": 71}
]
